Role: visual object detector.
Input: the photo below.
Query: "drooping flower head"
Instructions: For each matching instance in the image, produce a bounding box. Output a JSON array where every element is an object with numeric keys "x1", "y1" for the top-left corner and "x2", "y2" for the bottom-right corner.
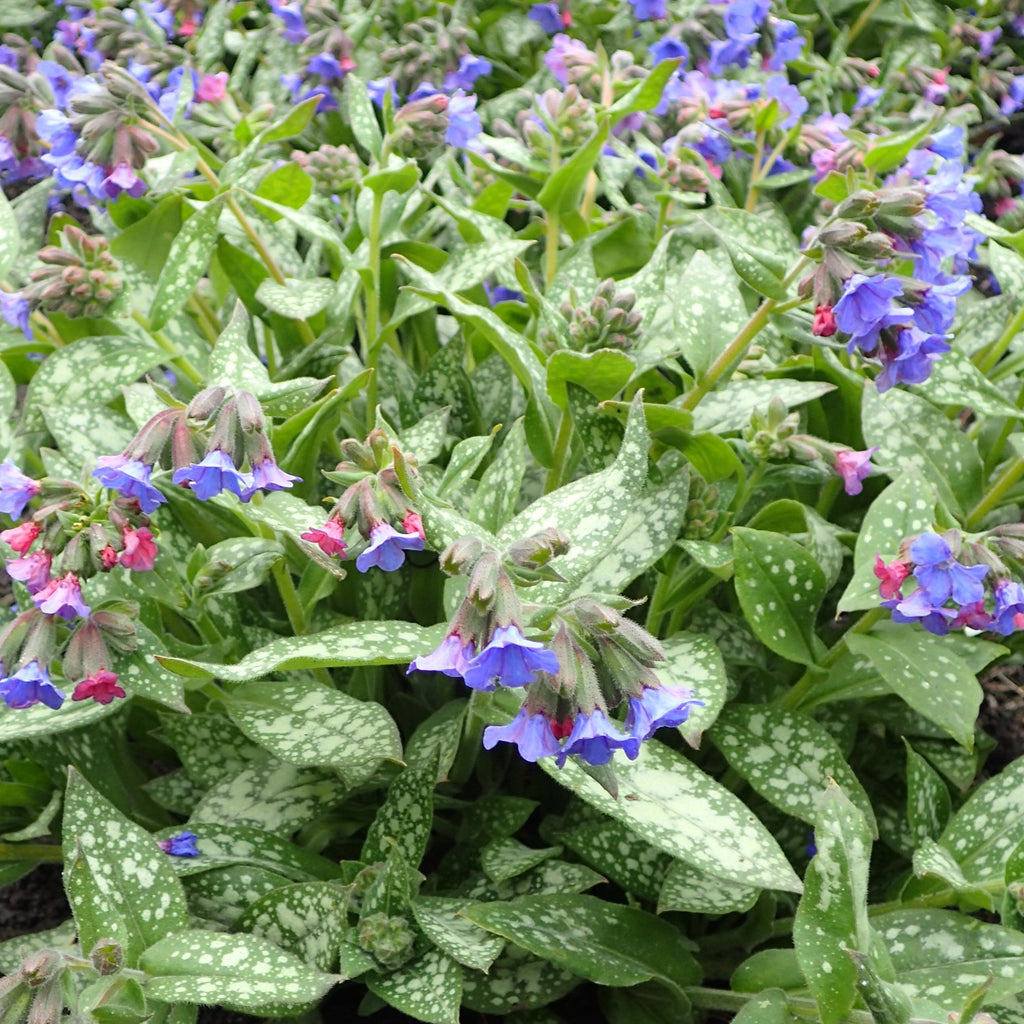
[
  {"x1": 0, "y1": 460, "x2": 41, "y2": 520},
  {"x1": 462, "y1": 624, "x2": 560, "y2": 691},
  {"x1": 240, "y1": 458, "x2": 301, "y2": 502},
  {"x1": 172, "y1": 450, "x2": 251, "y2": 501},
  {"x1": 625, "y1": 687, "x2": 702, "y2": 741},
  {"x1": 483, "y1": 707, "x2": 563, "y2": 762},
  {"x1": 0, "y1": 522, "x2": 40, "y2": 556},
  {"x1": 93, "y1": 456, "x2": 166, "y2": 514},
  {"x1": 874, "y1": 556, "x2": 911, "y2": 600},
  {"x1": 408, "y1": 633, "x2": 476, "y2": 678},
  {"x1": 555, "y1": 709, "x2": 639, "y2": 766},
  {"x1": 301, "y1": 519, "x2": 348, "y2": 557},
  {"x1": 833, "y1": 448, "x2": 877, "y2": 496},
  {"x1": 157, "y1": 830, "x2": 200, "y2": 857},
  {"x1": 909, "y1": 532, "x2": 989, "y2": 606},
  {"x1": 833, "y1": 274, "x2": 913, "y2": 354},
  {"x1": 355, "y1": 522, "x2": 425, "y2": 573},
  {"x1": 7, "y1": 551, "x2": 52, "y2": 594},
  {"x1": 72, "y1": 669, "x2": 126, "y2": 705},
  {"x1": 0, "y1": 661, "x2": 65, "y2": 710},
  {"x1": 33, "y1": 572, "x2": 91, "y2": 620},
  {"x1": 119, "y1": 527, "x2": 157, "y2": 572}
]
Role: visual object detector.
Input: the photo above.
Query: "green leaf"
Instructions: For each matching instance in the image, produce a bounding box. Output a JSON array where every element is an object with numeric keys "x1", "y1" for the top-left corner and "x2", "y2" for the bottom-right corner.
[
  {"x1": 225, "y1": 679, "x2": 402, "y2": 775},
  {"x1": 237, "y1": 881, "x2": 351, "y2": 971},
  {"x1": 412, "y1": 896, "x2": 505, "y2": 972},
  {"x1": 361, "y1": 766, "x2": 436, "y2": 868},
  {"x1": 463, "y1": 894, "x2": 700, "y2": 993},
  {"x1": 140, "y1": 931, "x2": 336, "y2": 1016},
  {"x1": 192, "y1": 536, "x2": 282, "y2": 596},
  {"x1": 837, "y1": 470, "x2": 937, "y2": 613},
  {"x1": 400, "y1": 406, "x2": 451, "y2": 463},
  {"x1": 437, "y1": 433, "x2": 495, "y2": 500},
  {"x1": 346, "y1": 74, "x2": 383, "y2": 158},
  {"x1": 731, "y1": 528, "x2": 827, "y2": 666},
  {"x1": 149, "y1": 198, "x2": 224, "y2": 330},
  {"x1": 364, "y1": 157, "x2": 421, "y2": 197},
  {"x1": 0, "y1": 189, "x2": 20, "y2": 280},
  {"x1": 728, "y1": 989, "x2": 793, "y2": 1024},
  {"x1": 537, "y1": 121, "x2": 609, "y2": 216},
  {"x1": 862, "y1": 385, "x2": 983, "y2": 518},
  {"x1": 905, "y1": 739, "x2": 951, "y2": 845},
  {"x1": 0, "y1": 693, "x2": 121, "y2": 742},
  {"x1": 711, "y1": 705, "x2": 877, "y2": 836},
  {"x1": 461, "y1": 950, "x2": 580, "y2": 1013},
  {"x1": 62, "y1": 769, "x2": 189, "y2": 967},
  {"x1": 879, "y1": 909, "x2": 1024, "y2": 1006},
  {"x1": 255, "y1": 278, "x2": 336, "y2": 319},
  {"x1": 661, "y1": 631, "x2": 728, "y2": 747},
  {"x1": 658, "y1": 859, "x2": 758, "y2": 915},
  {"x1": 706, "y1": 224, "x2": 789, "y2": 300},
  {"x1": 160, "y1": 711, "x2": 262, "y2": 787},
  {"x1": 209, "y1": 299, "x2": 269, "y2": 392},
  {"x1": 846, "y1": 624, "x2": 982, "y2": 750},
  {"x1": 469, "y1": 419, "x2": 527, "y2": 532},
  {"x1": 253, "y1": 163, "x2": 313, "y2": 214},
  {"x1": 792, "y1": 782, "x2": 873, "y2": 1024},
  {"x1": 541, "y1": 739, "x2": 802, "y2": 893},
  {"x1": 691, "y1": 379, "x2": 835, "y2": 434},
  {"x1": 367, "y1": 949, "x2": 462, "y2": 1024},
  {"x1": 863, "y1": 119, "x2": 937, "y2": 174},
  {"x1": 608, "y1": 59, "x2": 683, "y2": 118},
  {"x1": 912, "y1": 837, "x2": 970, "y2": 891},
  {"x1": 546, "y1": 349, "x2": 634, "y2": 409},
  {"x1": 915, "y1": 348, "x2": 1024, "y2": 420},
  {"x1": 261, "y1": 94, "x2": 321, "y2": 143},
  {"x1": 183, "y1": 864, "x2": 292, "y2": 928},
  {"x1": 404, "y1": 700, "x2": 467, "y2": 783},
  {"x1": 157, "y1": 619, "x2": 448, "y2": 679},
  {"x1": 558, "y1": 818, "x2": 668, "y2": 903},
  {"x1": 481, "y1": 839, "x2": 561, "y2": 884}
]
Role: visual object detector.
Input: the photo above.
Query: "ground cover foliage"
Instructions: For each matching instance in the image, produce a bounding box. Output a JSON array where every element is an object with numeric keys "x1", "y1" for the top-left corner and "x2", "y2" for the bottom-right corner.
[{"x1": 3, "y1": 0, "x2": 1024, "y2": 1021}]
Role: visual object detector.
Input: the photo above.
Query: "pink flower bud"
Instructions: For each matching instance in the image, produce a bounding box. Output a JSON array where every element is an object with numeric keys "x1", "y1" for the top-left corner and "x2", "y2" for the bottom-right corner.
[
  {"x1": 100, "y1": 545, "x2": 119, "y2": 569},
  {"x1": 873, "y1": 556, "x2": 911, "y2": 600},
  {"x1": 72, "y1": 669, "x2": 125, "y2": 705},
  {"x1": 402, "y1": 510, "x2": 425, "y2": 541},
  {"x1": 813, "y1": 304, "x2": 837, "y2": 337},
  {"x1": 1, "y1": 522, "x2": 39, "y2": 555},
  {"x1": 120, "y1": 527, "x2": 157, "y2": 572}
]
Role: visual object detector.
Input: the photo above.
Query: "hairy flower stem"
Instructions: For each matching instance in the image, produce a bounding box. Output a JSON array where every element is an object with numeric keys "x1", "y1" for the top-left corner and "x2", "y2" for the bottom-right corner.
[
  {"x1": 680, "y1": 257, "x2": 810, "y2": 413},
  {"x1": 967, "y1": 455, "x2": 1024, "y2": 530},
  {"x1": 364, "y1": 188, "x2": 386, "y2": 433},
  {"x1": 543, "y1": 412, "x2": 575, "y2": 494},
  {"x1": 545, "y1": 148, "x2": 561, "y2": 290}
]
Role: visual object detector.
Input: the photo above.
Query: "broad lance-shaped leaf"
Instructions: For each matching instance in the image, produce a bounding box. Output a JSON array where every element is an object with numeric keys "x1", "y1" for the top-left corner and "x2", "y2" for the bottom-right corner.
[
  {"x1": 361, "y1": 766, "x2": 436, "y2": 868},
  {"x1": 497, "y1": 393, "x2": 650, "y2": 604},
  {"x1": 224, "y1": 680, "x2": 402, "y2": 772},
  {"x1": 157, "y1": 620, "x2": 448, "y2": 679},
  {"x1": 542, "y1": 739, "x2": 802, "y2": 893},
  {"x1": 461, "y1": 951, "x2": 580, "y2": 1014},
  {"x1": 905, "y1": 739, "x2": 951, "y2": 845},
  {"x1": 690, "y1": 379, "x2": 835, "y2": 434},
  {"x1": 62, "y1": 769, "x2": 189, "y2": 967},
  {"x1": 411, "y1": 896, "x2": 505, "y2": 973},
  {"x1": 184, "y1": 864, "x2": 292, "y2": 930},
  {"x1": 792, "y1": 782, "x2": 872, "y2": 1024},
  {"x1": 710, "y1": 705, "x2": 877, "y2": 836},
  {"x1": 660, "y1": 631, "x2": 728, "y2": 747},
  {"x1": 732, "y1": 528, "x2": 827, "y2": 667},
  {"x1": 658, "y1": 859, "x2": 758, "y2": 915},
  {"x1": 846, "y1": 623, "x2": 981, "y2": 750},
  {"x1": 463, "y1": 894, "x2": 700, "y2": 993},
  {"x1": 140, "y1": 930, "x2": 337, "y2": 1017},
  {"x1": 366, "y1": 948, "x2": 462, "y2": 1024}
]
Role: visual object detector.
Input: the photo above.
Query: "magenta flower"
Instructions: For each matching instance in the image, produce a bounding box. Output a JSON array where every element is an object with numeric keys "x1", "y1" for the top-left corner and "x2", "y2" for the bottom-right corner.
[
  {"x1": 300, "y1": 520, "x2": 348, "y2": 557},
  {"x1": 462, "y1": 625, "x2": 559, "y2": 691},
  {"x1": 7, "y1": 551, "x2": 52, "y2": 593},
  {"x1": 72, "y1": 669, "x2": 126, "y2": 705},
  {"x1": 93, "y1": 456, "x2": 166, "y2": 514},
  {"x1": 0, "y1": 661, "x2": 64, "y2": 710},
  {"x1": 408, "y1": 633, "x2": 476, "y2": 678},
  {"x1": 1, "y1": 521, "x2": 39, "y2": 555},
  {"x1": 196, "y1": 71, "x2": 228, "y2": 102},
  {"x1": 172, "y1": 450, "x2": 251, "y2": 501},
  {"x1": 0, "y1": 460, "x2": 40, "y2": 519},
  {"x1": 33, "y1": 572, "x2": 90, "y2": 620},
  {"x1": 355, "y1": 523, "x2": 425, "y2": 573},
  {"x1": 120, "y1": 527, "x2": 157, "y2": 572},
  {"x1": 873, "y1": 556, "x2": 911, "y2": 600},
  {"x1": 834, "y1": 447, "x2": 877, "y2": 496},
  {"x1": 483, "y1": 707, "x2": 562, "y2": 761}
]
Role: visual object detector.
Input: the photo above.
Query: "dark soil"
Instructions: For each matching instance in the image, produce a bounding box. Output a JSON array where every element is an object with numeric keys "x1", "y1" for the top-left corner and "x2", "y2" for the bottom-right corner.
[
  {"x1": 0, "y1": 863, "x2": 69, "y2": 944},
  {"x1": 978, "y1": 662, "x2": 1024, "y2": 774}
]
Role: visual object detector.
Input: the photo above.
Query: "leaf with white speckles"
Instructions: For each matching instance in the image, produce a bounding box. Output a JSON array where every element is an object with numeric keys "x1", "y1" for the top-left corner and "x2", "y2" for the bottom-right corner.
[
  {"x1": 189, "y1": 761, "x2": 341, "y2": 837},
  {"x1": 255, "y1": 277, "x2": 336, "y2": 319},
  {"x1": 912, "y1": 837, "x2": 971, "y2": 891},
  {"x1": 879, "y1": 908, "x2": 1024, "y2": 1007},
  {"x1": 905, "y1": 739, "x2": 951, "y2": 846},
  {"x1": 559, "y1": 819, "x2": 669, "y2": 903},
  {"x1": 691, "y1": 380, "x2": 835, "y2": 435},
  {"x1": 225, "y1": 680, "x2": 401, "y2": 774},
  {"x1": 412, "y1": 896, "x2": 505, "y2": 972},
  {"x1": 192, "y1": 536, "x2": 282, "y2": 595},
  {"x1": 498, "y1": 393, "x2": 649, "y2": 604},
  {"x1": 362, "y1": 766, "x2": 436, "y2": 868},
  {"x1": 157, "y1": 619, "x2": 448, "y2": 679},
  {"x1": 150, "y1": 198, "x2": 224, "y2": 330},
  {"x1": 710, "y1": 705, "x2": 877, "y2": 836},
  {"x1": 728, "y1": 988, "x2": 792, "y2": 1024},
  {"x1": 469, "y1": 419, "x2": 527, "y2": 532},
  {"x1": 837, "y1": 470, "x2": 936, "y2": 613},
  {"x1": 437, "y1": 432, "x2": 495, "y2": 500},
  {"x1": 792, "y1": 782, "x2": 872, "y2": 1024},
  {"x1": 183, "y1": 864, "x2": 291, "y2": 928},
  {"x1": 502, "y1": 859, "x2": 605, "y2": 897},
  {"x1": 160, "y1": 712, "x2": 262, "y2": 788},
  {"x1": 154, "y1": 822, "x2": 344, "y2": 881},
  {"x1": 367, "y1": 947, "x2": 462, "y2": 1024},
  {"x1": 463, "y1": 894, "x2": 700, "y2": 992},
  {"x1": 863, "y1": 385, "x2": 982, "y2": 519},
  {"x1": 0, "y1": 693, "x2": 120, "y2": 741},
  {"x1": 0, "y1": 921, "x2": 76, "y2": 976},
  {"x1": 915, "y1": 348, "x2": 1024, "y2": 420},
  {"x1": 461, "y1": 949, "x2": 580, "y2": 1013},
  {"x1": 63, "y1": 769, "x2": 189, "y2": 967},
  {"x1": 404, "y1": 700, "x2": 466, "y2": 783},
  {"x1": 141, "y1": 930, "x2": 337, "y2": 1016},
  {"x1": 846, "y1": 623, "x2": 981, "y2": 750},
  {"x1": 480, "y1": 839, "x2": 561, "y2": 884},
  {"x1": 732, "y1": 528, "x2": 827, "y2": 667},
  {"x1": 657, "y1": 858, "x2": 759, "y2": 915},
  {"x1": 0, "y1": 189, "x2": 20, "y2": 279},
  {"x1": 541, "y1": 739, "x2": 802, "y2": 893},
  {"x1": 659, "y1": 631, "x2": 727, "y2": 747},
  {"x1": 237, "y1": 881, "x2": 351, "y2": 972},
  {"x1": 937, "y1": 756, "x2": 1024, "y2": 885}
]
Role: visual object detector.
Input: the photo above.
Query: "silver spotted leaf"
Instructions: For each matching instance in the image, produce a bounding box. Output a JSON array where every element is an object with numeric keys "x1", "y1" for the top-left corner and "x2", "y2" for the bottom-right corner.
[
  {"x1": 461, "y1": 948, "x2": 580, "y2": 1013},
  {"x1": 411, "y1": 896, "x2": 505, "y2": 972},
  {"x1": 657, "y1": 859, "x2": 759, "y2": 915},
  {"x1": 660, "y1": 631, "x2": 728, "y2": 747},
  {"x1": 361, "y1": 766, "x2": 436, "y2": 868},
  {"x1": 183, "y1": 864, "x2": 291, "y2": 929},
  {"x1": 366, "y1": 948, "x2": 462, "y2": 1024},
  {"x1": 480, "y1": 839, "x2": 561, "y2": 884},
  {"x1": 691, "y1": 379, "x2": 835, "y2": 435}
]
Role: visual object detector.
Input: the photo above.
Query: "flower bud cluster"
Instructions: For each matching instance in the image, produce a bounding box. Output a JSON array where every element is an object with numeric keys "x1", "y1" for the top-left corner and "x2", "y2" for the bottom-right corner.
[
  {"x1": 378, "y1": 11, "x2": 471, "y2": 99},
  {"x1": 556, "y1": 279, "x2": 644, "y2": 353},
  {"x1": 683, "y1": 474, "x2": 721, "y2": 540},
  {"x1": 23, "y1": 225, "x2": 122, "y2": 319},
  {"x1": 291, "y1": 144, "x2": 361, "y2": 199},
  {"x1": 301, "y1": 430, "x2": 425, "y2": 573}
]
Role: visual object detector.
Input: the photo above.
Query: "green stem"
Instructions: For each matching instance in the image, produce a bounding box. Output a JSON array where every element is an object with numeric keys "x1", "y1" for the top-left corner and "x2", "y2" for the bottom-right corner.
[
  {"x1": 984, "y1": 378, "x2": 1024, "y2": 476},
  {"x1": 0, "y1": 843, "x2": 63, "y2": 862},
  {"x1": 973, "y1": 300, "x2": 1024, "y2": 375},
  {"x1": 545, "y1": 148, "x2": 561, "y2": 289},
  {"x1": 544, "y1": 412, "x2": 575, "y2": 494},
  {"x1": 685, "y1": 987, "x2": 874, "y2": 1024},
  {"x1": 966, "y1": 456, "x2": 1024, "y2": 530},
  {"x1": 186, "y1": 295, "x2": 220, "y2": 348},
  {"x1": 680, "y1": 257, "x2": 809, "y2": 413},
  {"x1": 744, "y1": 126, "x2": 767, "y2": 213},
  {"x1": 846, "y1": 0, "x2": 883, "y2": 46},
  {"x1": 131, "y1": 310, "x2": 205, "y2": 385},
  {"x1": 364, "y1": 188, "x2": 386, "y2": 432},
  {"x1": 655, "y1": 196, "x2": 673, "y2": 239}
]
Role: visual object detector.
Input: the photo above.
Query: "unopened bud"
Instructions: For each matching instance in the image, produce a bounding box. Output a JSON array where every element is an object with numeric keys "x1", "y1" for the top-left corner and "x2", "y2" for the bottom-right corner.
[{"x1": 186, "y1": 386, "x2": 227, "y2": 422}]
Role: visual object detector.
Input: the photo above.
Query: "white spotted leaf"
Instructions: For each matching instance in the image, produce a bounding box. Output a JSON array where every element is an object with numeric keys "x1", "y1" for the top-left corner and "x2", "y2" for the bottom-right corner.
[
  {"x1": 691, "y1": 379, "x2": 835, "y2": 435},
  {"x1": 461, "y1": 951, "x2": 580, "y2": 1013},
  {"x1": 468, "y1": 419, "x2": 528, "y2": 532},
  {"x1": 411, "y1": 896, "x2": 504, "y2": 972},
  {"x1": 361, "y1": 766, "x2": 436, "y2": 868},
  {"x1": 732, "y1": 528, "x2": 827, "y2": 667},
  {"x1": 905, "y1": 739, "x2": 951, "y2": 846},
  {"x1": 366, "y1": 948, "x2": 462, "y2": 1024},
  {"x1": 792, "y1": 782, "x2": 873, "y2": 1024},
  {"x1": 912, "y1": 837, "x2": 971, "y2": 891},
  {"x1": 237, "y1": 881, "x2": 351, "y2": 972},
  {"x1": 660, "y1": 631, "x2": 728, "y2": 747},
  {"x1": 0, "y1": 696, "x2": 120, "y2": 742},
  {"x1": 159, "y1": 711, "x2": 263, "y2": 788},
  {"x1": 255, "y1": 277, "x2": 336, "y2": 319},
  {"x1": 879, "y1": 909, "x2": 1024, "y2": 1007},
  {"x1": 657, "y1": 859, "x2": 759, "y2": 915},
  {"x1": 862, "y1": 385, "x2": 983, "y2": 518},
  {"x1": 0, "y1": 189, "x2": 20, "y2": 279},
  {"x1": 183, "y1": 864, "x2": 292, "y2": 929},
  {"x1": 846, "y1": 623, "x2": 981, "y2": 750},
  {"x1": 404, "y1": 700, "x2": 467, "y2": 783},
  {"x1": 914, "y1": 348, "x2": 1024, "y2": 420},
  {"x1": 225, "y1": 680, "x2": 401, "y2": 775},
  {"x1": 541, "y1": 739, "x2": 802, "y2": 893},
  {"x1": 157, "y1": 620, "x2": 448, "y2": 680},
  {"x1": 710, "y1": 705, "x2": 877, "y2": 836},
  {"x1": 462, "y1": 893, "x2": 700, "y2": 993},
  {"x1": 140, "y1": 930, "x2": 337, "y2": 1016},
  {"x1": 837, "y1": 471, "x2": 936, "y2": 613},
  {"x1": 480, "y1": 839, "x2": 561, "y2": 884},
  {"x1": 62, "y1": 769, "x2": 189, "y2": 967},
  {"x1": 558, "y1": 819, "x2": 669, "y2": 903},
  {"x1": 149, "y1": 197, "x2": 224, "y2": 330}
]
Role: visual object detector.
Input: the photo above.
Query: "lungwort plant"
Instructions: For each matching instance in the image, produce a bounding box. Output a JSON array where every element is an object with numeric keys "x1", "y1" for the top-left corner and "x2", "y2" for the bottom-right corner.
[{"x1": 3, "y1": 0, "x2": 1024, "y2": 1021}]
